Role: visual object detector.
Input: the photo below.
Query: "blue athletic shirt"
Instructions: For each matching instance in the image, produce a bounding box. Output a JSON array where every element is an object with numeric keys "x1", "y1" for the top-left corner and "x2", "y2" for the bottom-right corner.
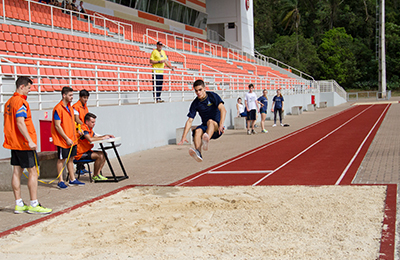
[
  {"x1": 187, "y1": 91, "x2": 224, "y2": 125},
  {"x1": 258, "y1": 96, "x2": 268, "y2": 112},
  {"x1": 273, "y1": 95, "x2": 284, "y2": 109}
]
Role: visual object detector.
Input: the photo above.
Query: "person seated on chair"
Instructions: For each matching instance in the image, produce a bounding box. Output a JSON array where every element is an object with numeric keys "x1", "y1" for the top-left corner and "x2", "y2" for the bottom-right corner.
[{"x1": 75, "y1": 112, "x2": 114, "y2": 181}]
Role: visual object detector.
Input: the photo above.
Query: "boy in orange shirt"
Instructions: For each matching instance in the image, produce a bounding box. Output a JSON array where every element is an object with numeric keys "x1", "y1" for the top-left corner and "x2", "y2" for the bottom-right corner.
[
  {"x1": 51, "y1": 86, "x2": 85, "y2": 189},
  {"x1": 76, "y1": 112, "x2": 114, "y2": 181},
  {"x1": 3, "y1": 76, "x2": 52, "y2": 214},
  {"x1": 72, "y1": 89, "x2": 89, "y2": 175}
]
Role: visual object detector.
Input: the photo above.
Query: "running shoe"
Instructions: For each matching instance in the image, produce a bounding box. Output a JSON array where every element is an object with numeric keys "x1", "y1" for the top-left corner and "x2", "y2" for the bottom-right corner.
[
  {"x1": 69, "y1": 179, "x2": 85, "y2": 186},
  {"x1": 93, "y1": 174, "x2": 108, "y2": 181},
  {"x1": 14, "y1": 204, "x2": 29, "y2": 214},
  {"x1": 247, "y1": 130, "x2": 251, "y2": 135},
  {"x1": 202, "y1": 133, "x2": 210, "y2": 151},
  {"x1": 262, "y1": 129, "x2": 268, "y2": 133},
  {"x1": 272, "y1": 124, "x2": 277, "y2": 127},
  {"x1": 27, "y1": 204, "x2": 52, "y2": 214},
  {"x1": 75, "y1": 169, "x2": 87, "y2": 176},
  {"x1": 57, "y1": 181, "x2": 68, "y2": 189},
  {"x1": 189, "y1": 148, "x2": 203, "y2": 162},
  {"x1": 252, "y1": 129, "x2": 257, "y2": 134},
  {"x1": 280, "y1": 123, "x2": 284, "y2": 126}
]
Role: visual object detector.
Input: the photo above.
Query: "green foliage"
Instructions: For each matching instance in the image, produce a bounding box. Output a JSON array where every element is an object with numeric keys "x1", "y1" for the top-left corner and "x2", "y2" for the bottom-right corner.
[
  {"x1": 260, "y1": 33, "x2": 322, "y2": 77},
  {"x1": 254, "y1": 0, "x2": 400, "y2": 89},
  {"x1": 317, "y1": 28, "x2": 360, "y2": 87}
]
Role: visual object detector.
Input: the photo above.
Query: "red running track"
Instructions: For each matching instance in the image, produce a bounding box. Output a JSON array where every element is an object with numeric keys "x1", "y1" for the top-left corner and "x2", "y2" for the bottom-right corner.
[{"x1": 172, "y1": 104, "x2": 390, "y2": 187}]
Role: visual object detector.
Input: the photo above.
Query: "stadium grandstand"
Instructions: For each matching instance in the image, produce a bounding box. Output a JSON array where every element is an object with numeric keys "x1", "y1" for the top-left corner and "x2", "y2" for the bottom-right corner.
[{"x1": 0, "y1": 0, "x2": 347, "y2": 158}]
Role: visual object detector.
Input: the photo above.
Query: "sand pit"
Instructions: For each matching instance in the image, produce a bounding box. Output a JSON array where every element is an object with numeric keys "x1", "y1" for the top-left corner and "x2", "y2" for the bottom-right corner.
[{"x1": 0, "y1": 185, "x2": 387, "y2": 259}]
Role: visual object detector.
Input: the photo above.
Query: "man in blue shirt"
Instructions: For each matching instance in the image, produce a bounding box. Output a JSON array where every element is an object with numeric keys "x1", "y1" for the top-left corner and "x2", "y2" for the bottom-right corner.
[{"x1": 178, "y1": 80, "x2": 226, "y2": 162}]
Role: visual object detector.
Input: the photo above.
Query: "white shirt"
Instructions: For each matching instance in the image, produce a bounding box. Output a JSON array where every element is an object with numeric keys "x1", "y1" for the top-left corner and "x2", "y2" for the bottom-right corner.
[
  {"x1": 238, "y1": 103, "x2": 245, "y2": 114},
  {"x1": 245, "y1": 92, "x2": 257, "y2": 110}
]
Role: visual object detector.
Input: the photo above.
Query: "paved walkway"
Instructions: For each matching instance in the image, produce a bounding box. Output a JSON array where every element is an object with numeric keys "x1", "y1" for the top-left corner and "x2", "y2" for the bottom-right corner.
[{"x1": 1, "y1": 98, "x2": 399, "y2": 258}]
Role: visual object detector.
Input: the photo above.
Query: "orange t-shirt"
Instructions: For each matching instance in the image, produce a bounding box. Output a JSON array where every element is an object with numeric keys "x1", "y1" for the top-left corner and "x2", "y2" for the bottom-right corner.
[
  {"x1": 72, "y1": 101, "x2": 88, "y2": 124},
  {"x1": 76, "y1": 124, "x2": 94, "y2": 160},
  {"x1": 3, "y1": 92, "x2": 37, "y2": 150},
  {"x1": 51, "y1": 100, "x2": 76, "y2": 148}
]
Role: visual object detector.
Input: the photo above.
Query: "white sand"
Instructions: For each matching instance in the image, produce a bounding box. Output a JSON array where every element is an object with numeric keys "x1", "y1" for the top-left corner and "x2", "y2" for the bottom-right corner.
[{"x1": 0, "y1": 185, "x2": 386, "y2": 259}]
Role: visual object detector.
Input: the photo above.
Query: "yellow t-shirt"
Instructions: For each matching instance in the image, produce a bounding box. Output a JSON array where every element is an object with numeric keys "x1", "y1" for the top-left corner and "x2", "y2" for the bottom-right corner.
[{"x1": 150, "y1": 49, "x2": 168, "y2": 74}]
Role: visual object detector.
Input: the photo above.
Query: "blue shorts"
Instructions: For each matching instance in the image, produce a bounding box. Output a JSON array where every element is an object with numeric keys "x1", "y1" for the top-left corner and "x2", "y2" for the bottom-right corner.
[
  {"x1": 260, "y1": 109, "x2": 267, "y2": 114},
  {"x1": 193, "y1": 124, "x2": 222, "y2": 140}
]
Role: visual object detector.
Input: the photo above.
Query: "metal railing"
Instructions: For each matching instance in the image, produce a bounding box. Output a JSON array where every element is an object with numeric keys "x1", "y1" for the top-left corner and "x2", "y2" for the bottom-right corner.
[
  {"x1": 254, "y1": 50, "x2": 315, "y2": 81},
  {"x1": 318, "y1": 80, "x2": 347, "y2": 100},
  {"x1": 144, "y1": 28, "x2": 223, "y2": 58},
  {"x1": 0, "y1": 55, "x2": 316, "y2": 112},
  {"x1": 92, "y1": 12, "x2": 133, "y2": 42},
  {"x1": 1, "y1": 0, "x2": 135, "y2": 42},
  {"x1": 346, "y1": 90, "x2": 392, "y2": 101}
]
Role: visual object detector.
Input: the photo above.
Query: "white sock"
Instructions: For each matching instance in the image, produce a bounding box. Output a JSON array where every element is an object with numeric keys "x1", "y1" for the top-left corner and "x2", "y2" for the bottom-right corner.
[
  {"x1": 30, "y1": 200, "x2": 39, "y2": 208},
  {"x1": 16, "y1": 199, "x2": 24, "y2": 207}
]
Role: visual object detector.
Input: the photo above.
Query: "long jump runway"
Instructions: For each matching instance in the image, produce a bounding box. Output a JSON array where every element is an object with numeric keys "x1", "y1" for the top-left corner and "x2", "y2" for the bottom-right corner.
[
  {"x1": 172, "y1": 104, "x2": 391, "y2": 187},
  {"x1": 171, "y1": 104, "x2": 396, "y2": 259}
]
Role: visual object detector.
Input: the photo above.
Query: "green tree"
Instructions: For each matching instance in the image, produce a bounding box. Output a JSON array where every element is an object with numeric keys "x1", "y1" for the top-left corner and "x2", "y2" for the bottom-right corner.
[
  {"x1": 261, "y1": 33, "x2": 322, "y2": 77},
  {"x1": 318, "y1": 27, "x2": 360, "y2": 87}
]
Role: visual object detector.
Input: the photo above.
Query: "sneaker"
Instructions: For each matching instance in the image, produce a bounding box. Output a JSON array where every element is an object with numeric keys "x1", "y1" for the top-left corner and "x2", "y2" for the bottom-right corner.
[
  {"x1": 280, "y1": 123, "x2": 284, "y2": 126},
  {"x1": 252, "y1": 129, "x2": 257, "y2": 134},
  {"x1": 93, "y1": 174, "x2": 108, "y2": 181},
  {"x1": 75, "y1": 169, "x2": 86, "y2": 176},
  {"x1": 262, "y1": 129, "x2": 268, "y2": 133},
  {"x1": 27, "y1": 204, "x2": 52, "y2": 214},
  {"x1": 57, "y1": 181, "x2": 68, "y2": 189},
  {"x1": 272, "y1": 124, "x2": 277, "y2": 127},
  {"x1": 189, "y1": 148, "x2": 203, "y2": 162},
  {"x1": 14, "y1": 204, "x2": 29, "y2": 214},
  {"x1": 69, "y1": 179, "x2": 85, "y2": 186},
  {"x1": 247, "y1": 130, "x2": 251, "y2": 135},
  {"x1": 202, "y1": 133, "x2": 210, "y2": 151}
]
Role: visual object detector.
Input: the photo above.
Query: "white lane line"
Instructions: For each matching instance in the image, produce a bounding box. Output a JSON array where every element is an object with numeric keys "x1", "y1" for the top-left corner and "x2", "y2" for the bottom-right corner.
[
  {"x1": 337, "y1": 104, "x2": 390, "y2": 185},
  {"x1": 252, "y1": 105, "x2": 374, "y2": 186},
  {"x1": 208, "y1": 170, "x2": 273, "y2": 174},
  {"x1": 176, "y1": 106, "x2": 359, "y2": 186}
]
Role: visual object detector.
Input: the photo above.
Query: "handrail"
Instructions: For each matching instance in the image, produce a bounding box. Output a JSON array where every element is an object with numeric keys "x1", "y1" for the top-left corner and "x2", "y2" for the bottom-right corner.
[
  {"x1": 0, "y1": 54, "x2": 318, "y2": 111},
  {"x1": 200, "y1": 64, "x2": 222, "y2": 74},
  {"x1": 23, "y1": 0, "x2": 133, "y2": 42},
  {"x1": 146, "y1": 28, "x2": 223, "y2": 58},
  {"x1": 144, "y1": 35, "x2": 187, "y2": 69},
  {"x1": 254, "y1": 50, "x2": 315, "y2": 81},
  {"x1": 229, "y1": 51, "x2": 258, "y2": 76},
  {"x1": 93, "y1": 12, "x2": 133, "y2": 43}
]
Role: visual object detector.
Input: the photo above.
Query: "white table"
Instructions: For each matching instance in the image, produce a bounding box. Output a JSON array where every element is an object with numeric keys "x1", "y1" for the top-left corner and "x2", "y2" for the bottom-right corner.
[{"x1": 91, "y1": 137, "x2": 128, "y2": 182}]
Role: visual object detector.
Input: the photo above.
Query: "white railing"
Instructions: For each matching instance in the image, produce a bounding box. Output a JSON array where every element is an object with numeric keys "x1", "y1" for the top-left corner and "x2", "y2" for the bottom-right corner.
[
  {"x1": 318, "y1": 80, "x2": 347, "y2": 100},
  {"x1": 144, "y1": 35, "x2": 187, "y2": 69},
  {"x1": 92, "y1": 12, "x2": 133, "y2": 43},
  {"x1": 0, "y1": 55, "x2": 316, "y2": 112},
  {"x1": 11, "y1": 0, "x2": 134, "y2": 42},
  {"x1": 254, "y1": 51, "x2": 315, "y2": 81},
  {"x1": 144, "y1": 29, "x2": 223, "y2": 58}
]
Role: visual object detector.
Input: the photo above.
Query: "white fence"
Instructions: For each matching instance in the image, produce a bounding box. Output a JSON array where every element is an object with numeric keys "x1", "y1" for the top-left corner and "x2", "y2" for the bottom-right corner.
[{"x1": 0, "y1": 55, "x2": 317, "y2": 112}]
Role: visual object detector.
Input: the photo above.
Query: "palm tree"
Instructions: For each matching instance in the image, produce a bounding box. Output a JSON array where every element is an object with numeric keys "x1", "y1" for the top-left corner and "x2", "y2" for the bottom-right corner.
[{"x1": 281, "y1": 0, "x2": 301, "y2": 60}]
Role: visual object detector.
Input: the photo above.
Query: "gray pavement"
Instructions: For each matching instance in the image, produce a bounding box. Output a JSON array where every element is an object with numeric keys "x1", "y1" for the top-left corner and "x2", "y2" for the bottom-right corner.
[{"x1": 1, "y1": 99, "x2": 399, "y2": 258}]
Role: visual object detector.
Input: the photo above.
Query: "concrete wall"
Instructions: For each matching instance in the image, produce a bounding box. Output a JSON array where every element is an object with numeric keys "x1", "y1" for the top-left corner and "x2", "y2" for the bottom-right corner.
[
  {"x1": 320, "y1": 92, "x2": 347, "y2": 107},
  {"x1": 0, "y1": 92, "x2": 346, "y2": 159},
  {"x1": 206, "y1": 0, "x2": 254, "y2": 54}
]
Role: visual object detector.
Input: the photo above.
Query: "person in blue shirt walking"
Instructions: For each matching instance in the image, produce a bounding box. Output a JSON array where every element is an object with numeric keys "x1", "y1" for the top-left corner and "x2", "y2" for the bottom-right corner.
[
  {"x1": 271, "y1": 89, "x2": 284, "y2": 127},
  {"x1": 257, "y1": 89, "x2": 268, "y2": 133},
  {"x1": 178, "y1": 79, "x2": 227, "y2": 162}
]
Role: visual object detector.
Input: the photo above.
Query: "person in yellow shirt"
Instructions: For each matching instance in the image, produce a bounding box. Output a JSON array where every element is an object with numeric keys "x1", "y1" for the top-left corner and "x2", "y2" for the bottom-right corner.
[{"x1": 149, "y1": 41, "x2": 174, "y2": 103}]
